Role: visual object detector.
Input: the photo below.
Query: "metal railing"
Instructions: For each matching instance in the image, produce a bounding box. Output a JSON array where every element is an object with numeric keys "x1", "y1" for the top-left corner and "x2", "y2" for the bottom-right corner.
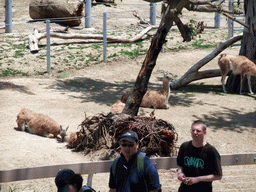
[{"x1": 0, "y1": 153, "x2": 255, "y2": 191}]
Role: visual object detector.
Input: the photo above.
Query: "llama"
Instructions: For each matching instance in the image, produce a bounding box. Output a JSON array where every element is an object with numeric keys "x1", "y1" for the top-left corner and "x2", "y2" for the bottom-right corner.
[
  {"x1": 218, "y1": 54, "x2": 256, "y2": 94},
  {"x1": 110, "y1": 71, "x2": 174, "y2": 113},
  {"x1": 110, "y1": 100, "x2": 126, "y2": 114},
  {"x1": 60, "y1": 131, "x2": 79, "y2": 148},
  {"x1": 16, "y1": 108, "x2": 68, "y2": 138}
]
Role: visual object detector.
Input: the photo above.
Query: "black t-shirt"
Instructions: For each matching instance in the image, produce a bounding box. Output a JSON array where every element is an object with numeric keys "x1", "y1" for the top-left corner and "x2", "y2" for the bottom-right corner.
[{"x1": 177, "y1": 141, "x2": 222, "y2": 192}]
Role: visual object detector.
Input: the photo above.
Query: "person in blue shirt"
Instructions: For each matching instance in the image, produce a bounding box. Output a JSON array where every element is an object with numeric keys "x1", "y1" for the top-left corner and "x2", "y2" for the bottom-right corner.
[{"x1": 109, "y1": 130, "x2": 161, "y2": 192}]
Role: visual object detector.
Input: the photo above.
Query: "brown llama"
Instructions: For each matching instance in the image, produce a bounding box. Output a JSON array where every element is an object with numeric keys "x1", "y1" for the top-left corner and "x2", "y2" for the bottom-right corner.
[
  {"x1": 16, "y1": 108, "x2": 68, "y2": 139},
  {"x1": 110, "y1": 71, "x2": 174, "y2": 113},
  {"x1": 218, "y1": 54, "x2": 256, "y2": 94}
]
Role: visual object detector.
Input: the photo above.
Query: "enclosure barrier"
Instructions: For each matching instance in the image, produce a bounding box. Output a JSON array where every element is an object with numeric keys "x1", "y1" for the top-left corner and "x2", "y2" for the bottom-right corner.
[{"x1": 0, "y1": 153, "x2": 255, "y2": 191}]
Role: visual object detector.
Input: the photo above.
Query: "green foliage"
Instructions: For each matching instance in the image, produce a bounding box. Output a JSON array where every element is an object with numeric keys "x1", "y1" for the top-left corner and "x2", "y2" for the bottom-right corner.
[
  {"x1": 192, "y1": 39, "x2": 217, "y2": 48},
  {"x1": 12, "y1": 43, "x2": 26, "y2": 50},
  {"x1": 13, "y1": 50, "x2": 24, "y2": 58},
  {"x1": 183, "y1": 19, "x2": 197, "y2": 41},
  {"x1": 119, "y1": 48, "x2": 141, "y2": 58},
  {"x1": 1, "y1": 68, "x2": 28, "y2": 76}
]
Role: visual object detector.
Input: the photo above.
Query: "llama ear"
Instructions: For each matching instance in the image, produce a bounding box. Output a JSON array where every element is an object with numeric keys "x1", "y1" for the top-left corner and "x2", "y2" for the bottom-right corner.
[{"x1": 65, "y1": 126, "x2": 69, "y2": 131}]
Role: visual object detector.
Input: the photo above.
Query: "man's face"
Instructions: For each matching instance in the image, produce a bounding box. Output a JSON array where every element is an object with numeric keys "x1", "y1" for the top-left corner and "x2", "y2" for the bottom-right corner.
[
  {"x1": 120, "y1": 140, "x2": 139, "y2": 160},
  {"x1": 191, "y1": 124, "x2": 206, "y2": 142}
]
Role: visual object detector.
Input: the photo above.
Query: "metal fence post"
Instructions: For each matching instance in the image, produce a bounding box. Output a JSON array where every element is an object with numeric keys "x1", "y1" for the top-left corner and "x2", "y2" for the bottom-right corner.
[
  {"x1": 214, "y1": 12, "x2": 220, "y2": 28},
  {"x1": 46, "y1": 20, "x2": 51, "y2": 73},
  {"x1": 86, "y1": 173, "x2": 93, "y2": 187},
  {"x1": 103, "y1": 12, "x2": 107, "y2": 62},
  {"x1": 150, "y1": 3, "x2": 156, "y2": 26},
  {"x1": 228, "y1": 0, "x2": 234, "y2": 39},
  {"x1": 214, "y1": 0, "x2": 221, "y2": 28},
  {"x1": 5, "y1": 0, "x2": 12, "y2": 33},
  {"x1": 84, "y1": 0, "x2": 92, "y2": 28}
]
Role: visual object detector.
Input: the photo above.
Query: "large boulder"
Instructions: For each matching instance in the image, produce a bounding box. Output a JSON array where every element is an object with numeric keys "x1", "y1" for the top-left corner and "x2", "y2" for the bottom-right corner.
[{"x1": 29, "y1": 0, "x2": 84, "y2": 26}]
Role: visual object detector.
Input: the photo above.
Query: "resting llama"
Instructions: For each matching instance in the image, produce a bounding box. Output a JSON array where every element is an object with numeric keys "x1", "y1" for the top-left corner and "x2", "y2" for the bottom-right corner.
[
  {"x1": 218, "y1": 54, "x2": 256, "y2": 94},
  {"x1": 16, "y1": 108, "x2": 68, "y2": 139},
  {"x1": 110, "y1": 71, "x2": 174, "y2": 113}
]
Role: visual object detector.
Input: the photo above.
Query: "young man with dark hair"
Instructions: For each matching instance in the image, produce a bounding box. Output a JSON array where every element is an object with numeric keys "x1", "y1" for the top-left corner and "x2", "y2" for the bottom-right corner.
[{"x1": 177, "y1": 120, "x2": 222, "y2": 192}]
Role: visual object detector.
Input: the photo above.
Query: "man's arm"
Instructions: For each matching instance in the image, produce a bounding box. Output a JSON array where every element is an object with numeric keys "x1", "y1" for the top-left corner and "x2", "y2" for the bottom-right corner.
[
  {"x1": 109, "y1": 188, "x2": 116, "y2": 192},
  {"x1": 185, "y1": 174, "x2": 222, "y2": 186},
  {"x1": 177, "y1": 166, "x2": 186, "y2": 184}
]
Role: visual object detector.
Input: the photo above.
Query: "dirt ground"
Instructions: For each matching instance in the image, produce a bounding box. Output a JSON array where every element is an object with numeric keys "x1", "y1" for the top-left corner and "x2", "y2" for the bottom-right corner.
[{"x1": 0, "y1": 0, "x2": 256, "y2": 192}]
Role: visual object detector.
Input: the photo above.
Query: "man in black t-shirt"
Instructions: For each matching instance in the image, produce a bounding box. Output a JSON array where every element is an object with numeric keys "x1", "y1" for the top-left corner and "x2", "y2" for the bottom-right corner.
[{"x1": 177, "y1": 120, "x2": 222, "y2": 192}]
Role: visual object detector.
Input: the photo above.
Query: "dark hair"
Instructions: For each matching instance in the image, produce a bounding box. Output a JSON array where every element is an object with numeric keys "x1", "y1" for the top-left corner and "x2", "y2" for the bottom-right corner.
[
  {"x1": 70, "y1": 174, "x2": 83, "y2": 191},
  {"x1": 192, "y1": 120, "x2": 207, "y2": 131}
]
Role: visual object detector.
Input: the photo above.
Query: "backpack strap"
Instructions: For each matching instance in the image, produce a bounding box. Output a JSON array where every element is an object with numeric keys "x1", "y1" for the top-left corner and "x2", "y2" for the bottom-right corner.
[
  {"x1": 137, "y1": 152, "x2": 146, "y2": 173},
  {"x1": 112, "y1": 152, "x2": 146, "y2": 177},
  {"x1": 111, "y1": 156, "x2": 121, "y2": 177}
]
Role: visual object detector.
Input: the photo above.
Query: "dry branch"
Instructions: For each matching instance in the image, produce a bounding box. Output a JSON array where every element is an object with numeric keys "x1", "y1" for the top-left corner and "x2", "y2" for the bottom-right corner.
[
  {"x1": 70, "y1": 113, "x2": 178, "y2": 158},
  {"x1": 133, "y1": 11, "x2": 150, "y2": 25},
  {"x1": 28, "y1": 25, "x2": 158, "y2": 52}
]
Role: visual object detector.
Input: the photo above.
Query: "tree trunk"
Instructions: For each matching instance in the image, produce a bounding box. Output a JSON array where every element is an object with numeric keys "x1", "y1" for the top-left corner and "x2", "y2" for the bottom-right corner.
[
  {"x1": 226, "y1": 0, "x2": 256, "y2": 93},
  {"x1": 122, "y1": 0, "x2": 189, "y2": 116}
]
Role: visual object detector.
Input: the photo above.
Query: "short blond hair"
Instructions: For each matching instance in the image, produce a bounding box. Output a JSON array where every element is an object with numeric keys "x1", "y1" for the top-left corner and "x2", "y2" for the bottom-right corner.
[{"x1": 192, "y1": 120, "x2": 207, "y2": 131}]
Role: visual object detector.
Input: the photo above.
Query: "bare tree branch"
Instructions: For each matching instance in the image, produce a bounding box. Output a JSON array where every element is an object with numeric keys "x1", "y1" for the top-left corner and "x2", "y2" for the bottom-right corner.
[
  {"x1": 188, "y1": 0, "x2": 224, "y2": 6},
  {"x1": 222, "y1": 12, "x2": 249, "y2": 28},
  {"x1": 28, "y1": 25, "x2": 158, "y2": 52}
]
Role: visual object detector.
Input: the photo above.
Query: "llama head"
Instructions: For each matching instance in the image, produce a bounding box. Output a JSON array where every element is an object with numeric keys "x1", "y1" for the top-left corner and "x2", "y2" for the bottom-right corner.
[
  {"x1": 163, "y1": 71, "x2": 174, "y2": 82},
  {"x1": 60, "y1": 125, "x2": 69, "y2": 142}
]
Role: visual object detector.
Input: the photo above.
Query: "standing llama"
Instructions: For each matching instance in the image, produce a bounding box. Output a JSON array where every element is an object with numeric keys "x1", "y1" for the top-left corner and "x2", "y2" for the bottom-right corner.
[
  {"x1": 110, "y1": 71, "x2": 174, "y2": 113},
  {"x1": 218, "y1": 54, "x2": 256, "y2": 94},
  {"x1": 16, "y1": 108, "x2": 68, "y2": 139}
]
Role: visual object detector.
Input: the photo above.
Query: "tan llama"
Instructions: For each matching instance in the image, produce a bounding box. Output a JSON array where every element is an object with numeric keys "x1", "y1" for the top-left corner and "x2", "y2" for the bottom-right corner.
[
  {"x1": 218, "y1": 54, "x2": 256, "y2": 94},
  {"x1": 60, "y1": 131, "x2": 79, "y2": 148},
  {"x1": 111, "y1": 71, "x2": 174, "y2": 113},
  {"x1": 16, "y1": 108, "x2": 68, "y2": 138}
]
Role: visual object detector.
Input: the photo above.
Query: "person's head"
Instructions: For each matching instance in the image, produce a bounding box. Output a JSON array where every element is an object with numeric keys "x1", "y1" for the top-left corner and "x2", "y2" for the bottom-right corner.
[
  {"x1": 119, "y1": 130, "x2": 139, "y2": 160},
  {"x1": 55, "y1": 169, "x2": 83, "y2": 192},
  {"x1": 191, "y1": 120, "x2": 207, "y2": 143}
]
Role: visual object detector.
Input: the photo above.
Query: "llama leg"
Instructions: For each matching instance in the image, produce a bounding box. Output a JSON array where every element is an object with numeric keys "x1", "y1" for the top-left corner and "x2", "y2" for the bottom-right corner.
[
  {"x1": 246, "y1": 74, "x2": 253, "y2": 94},
  {"x1": 221, "y1": 75, "x2": 227, "y2": 93},
  {"x1": 48, "y1": 133, "x2": 55, "y2": 138},
  {"x1": 239, "y1": 74, "x2": 245, "y2": 94}
]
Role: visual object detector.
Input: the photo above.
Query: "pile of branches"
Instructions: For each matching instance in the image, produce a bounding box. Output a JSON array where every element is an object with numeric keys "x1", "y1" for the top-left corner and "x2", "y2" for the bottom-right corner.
[{"x1": 71, "y1": 112, "x2": 178, "y2": 158}]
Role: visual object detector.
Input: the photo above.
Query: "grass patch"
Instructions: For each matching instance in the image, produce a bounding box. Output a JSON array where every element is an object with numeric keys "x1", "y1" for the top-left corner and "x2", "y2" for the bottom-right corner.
[
  {"x1": 13, "y1": 50, "x2": 25, "y2": 58},
  {"x1": 1, "y1": 68, "x2": 28, "y2": 76},
  {"x1": 191, "y1": 39, "x2": 217, "y2": 48}
]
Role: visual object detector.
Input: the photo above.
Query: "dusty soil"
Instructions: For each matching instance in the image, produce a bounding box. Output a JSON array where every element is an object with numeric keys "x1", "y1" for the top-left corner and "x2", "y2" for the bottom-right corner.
[{"x1": 0, "y1": 1, "x2": 256, "y2": 192}]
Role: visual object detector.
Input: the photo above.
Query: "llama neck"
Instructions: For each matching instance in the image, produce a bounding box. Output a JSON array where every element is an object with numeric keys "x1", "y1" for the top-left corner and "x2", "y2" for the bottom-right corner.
[{"x1": 161, "y1": 78, "x2": 171, "y2": 97}]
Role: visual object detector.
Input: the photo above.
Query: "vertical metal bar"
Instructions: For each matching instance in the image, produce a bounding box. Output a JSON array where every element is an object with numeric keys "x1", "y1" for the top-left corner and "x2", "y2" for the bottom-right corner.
[
  {"x1": 161, "y1": 2, "x2": 164, "y2": 52},
  {"x1": 103, "y1": 12, "x2": 107, "y2": 62},
  {"x1": 5, "y1": 0, "x2": 12, "y2": 33},
  {"x1": 150, "y1": 3, "x2": 156, "y2": 26},
  {"x1": 46, "y1": 20, "x2": 51, "y2": 73},
  {"x1": 214, "y1": 0, "x2": 221, "y2": 28},
  {"x1": 86, "y1": 173, "x2": 93, "y2": 187},
  {"x1": 228, "y1": 0, "x2": 234, "y2": 39},
  {"x1": 214, "y1": 12, "x2": 220, "y2": 28},
  {"x1": 84, "y1": 0, "x2": 92, "y2": 28}
]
